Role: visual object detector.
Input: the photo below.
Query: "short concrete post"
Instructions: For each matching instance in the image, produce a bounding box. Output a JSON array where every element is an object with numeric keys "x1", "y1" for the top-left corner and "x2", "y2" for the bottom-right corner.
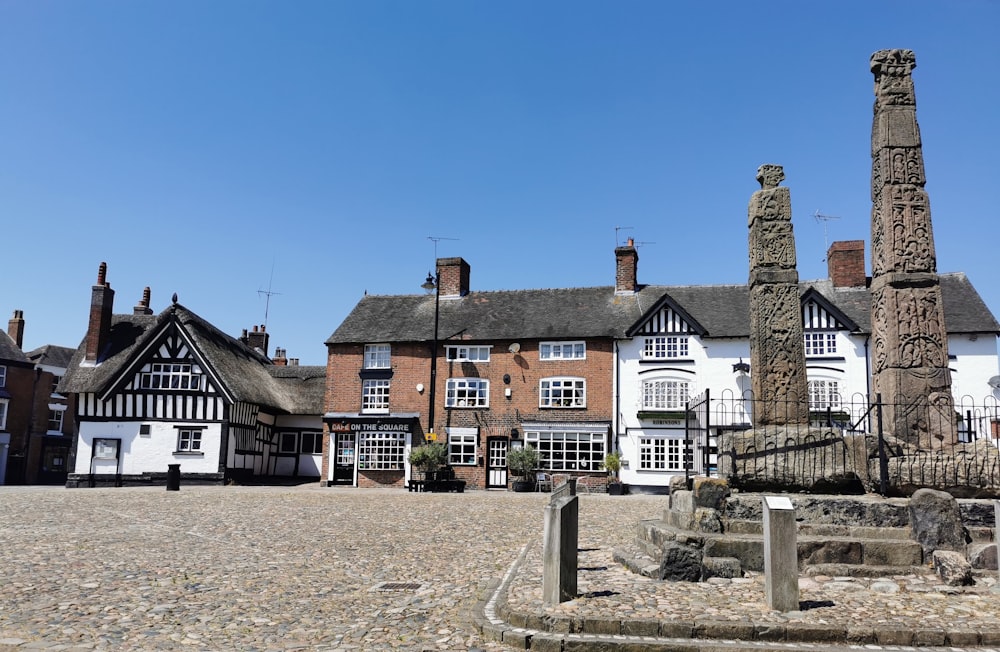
[
  {"x1": 763, "y1": 495, "x2": 798, "y2": 611},
  {"x1": 542, "y1": 483, "x2": 578, "y2": 605}
]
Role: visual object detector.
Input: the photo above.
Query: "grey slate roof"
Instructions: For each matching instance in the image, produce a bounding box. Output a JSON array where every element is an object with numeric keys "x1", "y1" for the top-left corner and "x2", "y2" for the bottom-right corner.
[
  {"x1": 60, "y1": 304, "x2": 321, "y2": 415},
  {"x1": 26, "y1": 345, "x2": 77, "y2": 369},
  {"x1": 0, "y1": 330, "x2": 29, "y2": 365},
  {"x1": 326, "y1": 272, "x2": 999, "y2": 345}
]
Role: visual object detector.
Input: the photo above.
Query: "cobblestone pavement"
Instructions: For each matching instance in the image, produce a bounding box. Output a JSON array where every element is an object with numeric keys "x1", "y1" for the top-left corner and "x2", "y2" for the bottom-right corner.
[{"x1": 3, "y1": 487, "x2": 1000, "y2": 651}]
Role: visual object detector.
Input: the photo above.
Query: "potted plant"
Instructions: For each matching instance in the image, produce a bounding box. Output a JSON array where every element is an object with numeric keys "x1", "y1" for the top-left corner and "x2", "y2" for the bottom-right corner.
[
  {"x1": 408, "y1": 442, "x2": 448, "y2": 481},
  {"x1": 506, "y1": 445, "x2": 540, "y2": 492},
  {"x1": 603, "y1": 451, "x2": 625, "y2": 495}
]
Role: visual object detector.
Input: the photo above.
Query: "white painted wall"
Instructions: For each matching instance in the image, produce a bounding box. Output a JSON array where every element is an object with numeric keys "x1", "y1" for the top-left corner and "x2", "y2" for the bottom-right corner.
[
  {"x1": 74, "y1": 420, "x2": 222, "y2": 475},
  {"x1": 615, "y1": 331, "x2": 1000, "y2": 490}
]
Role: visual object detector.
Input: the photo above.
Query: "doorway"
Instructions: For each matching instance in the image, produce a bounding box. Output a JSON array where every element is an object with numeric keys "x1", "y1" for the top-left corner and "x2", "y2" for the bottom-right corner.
[
  {"x1": 486, "y1": 437, "x2": 508, "y2": 489},
  {"x1": 332, "y1": 433, "x2": 356, "y2": 485}
]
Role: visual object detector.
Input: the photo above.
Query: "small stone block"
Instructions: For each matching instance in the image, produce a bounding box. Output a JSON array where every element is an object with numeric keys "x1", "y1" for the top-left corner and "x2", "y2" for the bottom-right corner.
[
  {"x1": 659, "y1": 620, "x2": 694, "y2": 638},
  {"x1": 622, "y1": 619, "x2": 659, "y2": 637},
  {"x1": 501, "y1": 629, "x2": 531, "y2": 648},
  {"x1": 527, "y1": 634, "x2": 564, "y2": 652},
  {"x1": 753, "y1": 623, "x2": 786, "y2": 641},
  {"x1": 480, "y1": 623, "x2": 506, "y2": 643},
  {"x1": 845, "y1": 626, "x2": 876, "y2": 644},
  {"x1": 947, "y1": 629, "x2": 981, "y2": 646},
  {"x1": 875, "y1": 628, "x2": 914, "y2": 645},
  {"x1": 695, "y1": 620, "x2": 755, "y2": 640},
  {"x1": 912, "y1": 629, "x2": 947, "y2": 646},
  {"x1": 582, "y1": 617, "x2": 621, "y2": 635},
  {"x1": 784, "y1": 623, "x2": 846, "y2": 643}
]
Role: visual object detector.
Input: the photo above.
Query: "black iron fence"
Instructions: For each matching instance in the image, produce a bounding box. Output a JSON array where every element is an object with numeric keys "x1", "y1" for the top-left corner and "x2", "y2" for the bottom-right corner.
[{"x1": 688, "y1": 390, "x2": 1000, "y2": 498}]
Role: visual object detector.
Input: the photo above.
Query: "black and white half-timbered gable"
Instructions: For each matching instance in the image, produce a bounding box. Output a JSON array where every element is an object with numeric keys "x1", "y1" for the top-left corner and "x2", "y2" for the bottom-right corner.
[{"x1": 61, "y1": 264, "x2": 324, "y2": 488}]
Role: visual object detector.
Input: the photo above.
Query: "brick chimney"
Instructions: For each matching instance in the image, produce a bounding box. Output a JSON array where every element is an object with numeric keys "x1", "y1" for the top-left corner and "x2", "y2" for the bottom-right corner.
[
  {"x1": 7, "y1": 310, "x2": 24, "y2": 349},
  {"x1": 827, "y1": 240, "x2": 867, "y2": 288},
  {"x1": 133, "y1": 287, "x2": 153, "y2": 315},
  {"x1": 272, "y1": 347, "x2": 288, "y2": 366},
  {"x1": 437, "y1": 257, "x2": 470, "y2": 298},
  {"x1": 85, "y1": 262, "x2": 115, "y2": 363},
  {"x1": 245, "y1": 324, "x2": 269, "y2": 356},
  {"x1": 615, "y1": 238, "x2": 639, "y2": 294}
]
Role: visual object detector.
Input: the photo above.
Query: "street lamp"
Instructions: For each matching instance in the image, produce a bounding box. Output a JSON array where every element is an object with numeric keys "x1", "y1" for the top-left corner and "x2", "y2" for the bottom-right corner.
[{"x1": 421, "y1": 271, "x2": 441, "y2": 438}]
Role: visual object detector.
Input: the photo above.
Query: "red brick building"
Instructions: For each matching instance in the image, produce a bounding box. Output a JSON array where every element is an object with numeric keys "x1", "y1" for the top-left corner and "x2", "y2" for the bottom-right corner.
[
  {"x1": 0, "y1": 311, "x2": 76, "y2": 484},
  {"x1": 322, "y1": 244, "x2": 645, "y2": 490}
]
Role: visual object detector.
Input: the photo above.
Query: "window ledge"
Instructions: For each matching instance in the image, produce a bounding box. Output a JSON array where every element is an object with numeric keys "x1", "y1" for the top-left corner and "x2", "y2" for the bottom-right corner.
[
  {"x1": 639, "y1": 358, "x2": 694, "y2": 364},
  {"x1": 173, "y1": 451, "x2": 205, "y2": 456}
]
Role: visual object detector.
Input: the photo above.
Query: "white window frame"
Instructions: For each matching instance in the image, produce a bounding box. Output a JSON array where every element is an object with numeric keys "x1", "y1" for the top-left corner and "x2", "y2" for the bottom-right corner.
[
  {"x1": 361, "y1": 379, "x2": 391, "y2": 414},
  {"x1": 47, "y1": 408, "x2": 65, "y2": 433},
  {"x1": 642, "y1": 336, "x2": 689, "y2": 360},
  {"x1": 0, "y1": 398, "x2": 7, "y2": 430},
  {"x1": 638, "y1": 436, "x2": 685, "y2": 471},
  {"x1": 641, "y1": 378, "x2": 691, "y2": 411},
  {"x1": 524, "y1": 429, "x2": 606, "y2": 472},
  {"x1": 540, "y1": 377, "x2": 586, "y2": 408},
  {"x1": 448, "y1": 428, "x2": 478, "y2": 466},
  {"x1": 539, "y1": 341, "x2": 586, "y2": 360},
  {"x1": 0, "y1": 365, "x2": 6, "y2": 388},
  {"x1": 357, "y1": 431, "x2": 404, "y2": 471},
  {"x1": 363, "y1": 344, "x2": 391, "y2": 369},
  {"x1": 808, "y1": 379, "x2": 842, "y2": 410},
  {"x1": 140, "y1": 363, "x2": 203, "y2": 390},
  {"x1": 445, "y1": 378, "x2": 489, "y2": 408},
  {"x1": 445, "y1": 345, "x2": 491, "y2": 362},
  {"x1": 804, "y1": 332, "x2": 838, "y2": 356},
  {"x1": 177, "y1": 428, "x2": 203, "y2": 453}
]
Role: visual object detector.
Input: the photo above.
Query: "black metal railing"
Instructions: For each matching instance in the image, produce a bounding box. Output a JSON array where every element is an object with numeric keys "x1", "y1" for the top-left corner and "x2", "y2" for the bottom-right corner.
[{"x1": 690, "y1": 391, "x2": 1000, "y2": 498}]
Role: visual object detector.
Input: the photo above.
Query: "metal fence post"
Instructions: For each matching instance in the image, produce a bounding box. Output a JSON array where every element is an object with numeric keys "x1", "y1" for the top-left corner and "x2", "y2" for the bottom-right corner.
[{"x1": 876, "y1": 394, "x2": 888, "y2": 496}]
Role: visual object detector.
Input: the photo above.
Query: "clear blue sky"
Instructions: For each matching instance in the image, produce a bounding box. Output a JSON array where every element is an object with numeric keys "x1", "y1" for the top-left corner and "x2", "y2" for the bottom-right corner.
[{"x1": 3, "y1": 2, "x2": 998, "y2": 366}]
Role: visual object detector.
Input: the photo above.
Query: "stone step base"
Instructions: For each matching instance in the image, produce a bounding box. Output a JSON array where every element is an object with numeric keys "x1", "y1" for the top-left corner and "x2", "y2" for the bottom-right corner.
[{"x1": 638, "y1": 519, "x2": 926, "y2": 573}]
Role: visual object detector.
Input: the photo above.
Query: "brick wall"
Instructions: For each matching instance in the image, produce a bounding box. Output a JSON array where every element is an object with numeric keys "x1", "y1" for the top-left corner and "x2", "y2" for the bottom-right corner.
[{"x1": 322, "y1": 337, "x2": 615, "y2": 489}]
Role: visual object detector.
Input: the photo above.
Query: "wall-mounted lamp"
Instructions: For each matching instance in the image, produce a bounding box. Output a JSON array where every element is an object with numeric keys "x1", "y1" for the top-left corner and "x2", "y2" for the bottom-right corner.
[
  {"x1": 416, "y1": 383, "x2": 425, "y2": 393},
  {"x1": 502, "y1": 374, "x2": 511, "y2": 384},
  {"x1": 504, "y1": 387, "x2": 512, "y2": 399},
  {"x1": 733, "y1": 359, "x2": 750, "y2": 375}
]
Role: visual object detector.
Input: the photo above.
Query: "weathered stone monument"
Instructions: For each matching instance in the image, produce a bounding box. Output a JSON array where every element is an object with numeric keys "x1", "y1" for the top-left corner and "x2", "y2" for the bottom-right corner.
[
  {"x1": 747, "y1": 164, "x2": 810, "y2": 425},
  {"x1": 868, "y1": 49, "x2": 956, "y2": 448}
]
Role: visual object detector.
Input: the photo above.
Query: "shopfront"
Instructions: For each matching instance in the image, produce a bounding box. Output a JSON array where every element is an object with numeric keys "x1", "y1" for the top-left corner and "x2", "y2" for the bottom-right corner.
[{"x1": 325, "y1": 415, "x2": 420, "y2": 487}]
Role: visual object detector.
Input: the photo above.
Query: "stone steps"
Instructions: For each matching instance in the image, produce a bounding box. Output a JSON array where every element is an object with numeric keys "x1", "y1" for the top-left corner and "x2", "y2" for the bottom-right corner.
[{"x1": 637, "y1": 518, "x2": 926, "y2": 575}]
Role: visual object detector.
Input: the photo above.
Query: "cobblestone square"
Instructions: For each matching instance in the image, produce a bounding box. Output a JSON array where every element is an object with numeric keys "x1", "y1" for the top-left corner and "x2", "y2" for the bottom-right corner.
[{"x1": 0, "y1": 485, "x2": 661, "y2": 651}]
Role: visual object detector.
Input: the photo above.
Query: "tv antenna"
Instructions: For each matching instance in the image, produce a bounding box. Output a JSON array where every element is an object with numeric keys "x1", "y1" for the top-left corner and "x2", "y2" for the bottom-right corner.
[
  {"x1": 257, "y1": 260, "x2": 282, "y2": 329},
  {"x1": 427, "y1": 235, "x2": 459, "y2": 263},
  {"x1": 615, "y1": 226, "x2": 634, "y2": 246},
  {"x1": 814, "y1": 210, "x2": 840, "y2": 260}
]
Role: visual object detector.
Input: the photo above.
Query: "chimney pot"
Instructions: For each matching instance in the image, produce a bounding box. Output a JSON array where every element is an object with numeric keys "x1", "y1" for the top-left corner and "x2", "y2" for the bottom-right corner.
[
  {"x1": 7, "y1": 310, "x2": 25, "y2": 349},
  {"x1": 827, "y1": 240, "x2": 867, "y2": 287},
  {"x1": 615, "y1": 240, "x2": 639, "y2": 294}
]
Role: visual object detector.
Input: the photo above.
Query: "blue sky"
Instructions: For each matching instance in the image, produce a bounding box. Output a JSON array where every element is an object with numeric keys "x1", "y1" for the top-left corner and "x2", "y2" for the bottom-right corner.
[{"x1": 3, "y1": 1, "x2": 998, "y2": 366}]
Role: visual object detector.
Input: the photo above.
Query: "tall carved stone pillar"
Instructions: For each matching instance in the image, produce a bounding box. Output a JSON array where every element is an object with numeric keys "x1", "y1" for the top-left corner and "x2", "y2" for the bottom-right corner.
[
  {"x1": 748, "y1": 164, "x2": 810, "y2": 426},
  {"x1": 869, "y1": 49, "x2": 955, "y2": 447}
]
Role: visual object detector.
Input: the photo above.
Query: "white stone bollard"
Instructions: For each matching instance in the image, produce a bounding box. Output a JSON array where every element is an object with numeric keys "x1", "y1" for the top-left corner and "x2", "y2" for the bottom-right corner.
[{"x1": 763, "y1": 495, "x2": 799, "y2": 612}]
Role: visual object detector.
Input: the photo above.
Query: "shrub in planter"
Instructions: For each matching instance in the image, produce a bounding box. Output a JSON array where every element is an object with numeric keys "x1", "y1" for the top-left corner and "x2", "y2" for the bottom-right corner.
[
  {"x1": 409, "y1": 442, "x2": 448, "y2": 479},
  {"x1": 603, "y1": 451, "x2": 626, "y2": 495},
  {"x1": 507, "y1": 445, "x2": 540, "y2": 492}
]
